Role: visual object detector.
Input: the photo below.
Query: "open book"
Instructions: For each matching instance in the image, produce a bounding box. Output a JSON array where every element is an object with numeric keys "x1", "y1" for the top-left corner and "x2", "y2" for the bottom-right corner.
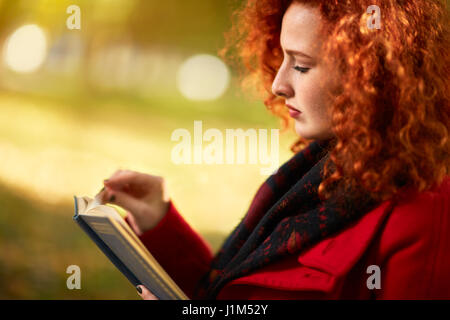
[{"x1": 73, "y1": 194, "x2": 189, "y2": 300}]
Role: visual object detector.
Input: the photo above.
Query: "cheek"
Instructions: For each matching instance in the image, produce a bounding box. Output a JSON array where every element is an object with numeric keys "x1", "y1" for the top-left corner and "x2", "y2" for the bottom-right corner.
[{"x1": 295, "y1": 74, "x2": 329, "y2": 117}]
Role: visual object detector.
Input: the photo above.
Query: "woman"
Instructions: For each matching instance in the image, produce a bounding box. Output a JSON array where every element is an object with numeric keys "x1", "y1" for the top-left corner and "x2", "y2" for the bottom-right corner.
[{"x1": 100, "y1": 0, "x2": 450, "y2": 299}]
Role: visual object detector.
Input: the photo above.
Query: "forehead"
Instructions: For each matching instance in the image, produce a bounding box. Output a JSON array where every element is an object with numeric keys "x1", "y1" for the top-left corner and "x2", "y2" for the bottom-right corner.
[{"x1": 280, "y1": 3, "x2": 323, "y2": 55}]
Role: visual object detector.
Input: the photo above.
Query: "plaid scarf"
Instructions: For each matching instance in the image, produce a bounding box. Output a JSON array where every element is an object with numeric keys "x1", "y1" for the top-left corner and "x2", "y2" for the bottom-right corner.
[{"x1": 193, "y1": 138, "x2": 381, "y2": 299}]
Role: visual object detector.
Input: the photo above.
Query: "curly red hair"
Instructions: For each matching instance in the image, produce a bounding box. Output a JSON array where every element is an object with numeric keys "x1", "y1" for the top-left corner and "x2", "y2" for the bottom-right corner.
[{"x1": 219, "y1": 0, "x2": 450, "y2": 206}]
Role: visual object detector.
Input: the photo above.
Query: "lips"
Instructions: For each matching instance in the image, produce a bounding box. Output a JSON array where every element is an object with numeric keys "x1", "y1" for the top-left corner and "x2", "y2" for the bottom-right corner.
[
  {"x1": 286, "y1": 104, "x2": 302, "y2": 118},
  {"x1": 286, "y1": 104, "x2": 300, "y2": 112}
]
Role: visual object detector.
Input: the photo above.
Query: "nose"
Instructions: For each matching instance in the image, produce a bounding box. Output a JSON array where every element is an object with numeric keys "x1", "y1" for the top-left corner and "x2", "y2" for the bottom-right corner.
[{"x1": 271, "y1": 66, "x2": 293, "y2": 98}]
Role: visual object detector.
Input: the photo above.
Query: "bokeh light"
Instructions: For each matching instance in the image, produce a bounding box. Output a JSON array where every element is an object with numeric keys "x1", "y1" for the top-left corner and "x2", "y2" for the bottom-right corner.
[
  {"x1": 176, "y1": 54, "x2": 230, "y2": 101},
  {"x1": 3, "y1": 24, "x2": 48, "y2": 73}
]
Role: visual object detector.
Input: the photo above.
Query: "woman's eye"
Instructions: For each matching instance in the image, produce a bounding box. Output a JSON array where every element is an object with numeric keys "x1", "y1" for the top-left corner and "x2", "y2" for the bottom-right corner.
[{"x1": 293, "y1": 66, "x2": 310, "y2": 74}]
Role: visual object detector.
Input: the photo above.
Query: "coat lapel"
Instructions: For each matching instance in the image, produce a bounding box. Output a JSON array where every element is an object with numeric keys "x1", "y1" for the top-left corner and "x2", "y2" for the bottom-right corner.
[
  {"x1": 297, "y1": 199, "x2": 394, "y2": 277},
  {"x1": 226, "y1": 199, "x2": 395, "y2": 293}
]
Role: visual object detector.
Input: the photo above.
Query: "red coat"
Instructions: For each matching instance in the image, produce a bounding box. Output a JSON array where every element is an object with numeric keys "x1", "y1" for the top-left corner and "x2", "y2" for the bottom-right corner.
[{"x1": 134, "y1": 176, "x2": 450, "y2": 299}]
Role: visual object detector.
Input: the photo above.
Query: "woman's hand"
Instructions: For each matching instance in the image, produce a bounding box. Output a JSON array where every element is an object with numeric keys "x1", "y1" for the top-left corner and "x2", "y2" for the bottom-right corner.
[
  {"x1": 100, "y1": 169, "x2": 170, "y2": 235},
  {"x1": 136, "y1": 285, "x2": 159, "y2": 300}
]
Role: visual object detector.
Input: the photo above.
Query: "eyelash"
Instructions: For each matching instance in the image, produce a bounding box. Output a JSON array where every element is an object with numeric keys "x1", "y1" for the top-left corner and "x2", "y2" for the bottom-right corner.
[{"x1": 293, "y1": 66, "x2": 310, "y2": 74}]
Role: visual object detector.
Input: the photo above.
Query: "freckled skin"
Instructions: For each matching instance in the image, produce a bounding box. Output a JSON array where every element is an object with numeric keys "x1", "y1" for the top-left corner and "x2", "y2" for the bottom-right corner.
[{"x1": 272, "y1": 3, "x2": 338, "y2": 141}]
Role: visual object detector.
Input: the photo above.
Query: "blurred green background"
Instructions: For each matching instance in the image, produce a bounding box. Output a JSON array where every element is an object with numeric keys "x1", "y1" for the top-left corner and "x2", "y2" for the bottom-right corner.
[{"x1": 0, "y1": 0, "x2": 297, "y2": 299}]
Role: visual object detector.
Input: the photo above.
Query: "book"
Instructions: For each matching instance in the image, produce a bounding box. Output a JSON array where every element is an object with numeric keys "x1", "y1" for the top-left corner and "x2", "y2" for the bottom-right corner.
[{"x1": 73, "y1": 193, "x2": 189, "y2": 300}]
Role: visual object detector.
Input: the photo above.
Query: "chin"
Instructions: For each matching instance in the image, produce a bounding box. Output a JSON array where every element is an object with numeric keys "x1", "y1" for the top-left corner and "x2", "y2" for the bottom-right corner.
[
  {"x1": 294, "y1": 122, "x2": 333, "y2": 141},
  {"x1": 294, "y1": 122, "x2": 312, "y2": 138}
]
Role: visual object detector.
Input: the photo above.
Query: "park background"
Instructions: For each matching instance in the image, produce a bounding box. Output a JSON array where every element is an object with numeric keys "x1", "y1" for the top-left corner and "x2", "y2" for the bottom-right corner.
[{"x1": 0, "y1": 0, "x2": 298, "y2": 298}]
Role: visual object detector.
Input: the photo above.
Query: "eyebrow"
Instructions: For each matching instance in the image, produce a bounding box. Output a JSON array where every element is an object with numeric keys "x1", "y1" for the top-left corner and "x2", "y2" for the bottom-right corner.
[{"x1": 284, "y1": 49, "x2": 313, "y2": 60}]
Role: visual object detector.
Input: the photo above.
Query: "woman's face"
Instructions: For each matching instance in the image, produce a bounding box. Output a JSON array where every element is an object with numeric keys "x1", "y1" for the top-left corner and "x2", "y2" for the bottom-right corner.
[{"x1": 272, "y1": 2, "x2": 337, "y2": 141}]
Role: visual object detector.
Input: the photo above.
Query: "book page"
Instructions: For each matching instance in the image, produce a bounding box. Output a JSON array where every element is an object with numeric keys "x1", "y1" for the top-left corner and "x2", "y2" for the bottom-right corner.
[
  {"x1": 75, "y1": 196, "x2": 87, "y2": 213},
  {"x1": 83, "y1": 214, "x2": 188, "y2": 299},
  {"x1": 79, "y1": 196, "x2": 151, "y2": 257},
  {"x1": 90, "y1": 206, "x2": 149, "y2": 253}
]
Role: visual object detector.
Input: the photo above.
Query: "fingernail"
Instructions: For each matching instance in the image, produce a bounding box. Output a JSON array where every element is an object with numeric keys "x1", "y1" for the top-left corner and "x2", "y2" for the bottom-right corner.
[
  {"x1": 109, "y1": 194, "x2": 116, "y2": 202},
  {"x1": 136, "y1": 285, "x2": 142, "y2": 294}
]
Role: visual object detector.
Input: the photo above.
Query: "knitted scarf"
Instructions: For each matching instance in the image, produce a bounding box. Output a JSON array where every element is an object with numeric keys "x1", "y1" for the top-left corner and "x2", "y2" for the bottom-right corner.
[{"x1": 193, "y1": 138, "x2": 381, "y2": 299}]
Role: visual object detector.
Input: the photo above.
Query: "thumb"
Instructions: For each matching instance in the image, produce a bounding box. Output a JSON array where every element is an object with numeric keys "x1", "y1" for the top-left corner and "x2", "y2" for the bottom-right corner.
[
  {"x1": 136, "y1": 285, "x2": 159, "y2": 300},
  {"x1": 126, "y1": 211, "x2": 144, "y2": 236}
]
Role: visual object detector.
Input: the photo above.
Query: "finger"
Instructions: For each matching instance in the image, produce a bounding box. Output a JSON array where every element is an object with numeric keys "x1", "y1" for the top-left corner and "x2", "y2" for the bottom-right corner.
[
  {"x1": 136, "y1": 285, "x2": 159, "y2": 300},
  {"x1": 95, "y1": 186, "x2": 105, "y2": 198},
  {"x1": 104, "y1": 170, "x2": 142, "y2": 190},
  {"x1": 126, "y1": 211, "x2": 143, "y2": 236},
  {"x1": 104, "y1": 169, "x2": 129, "y2": 184},
  {"x1": 96, "y1": 186, "x2": 111, "y2": 204},
  {"x1": 106, "y1": 187, "x2": 142, "y2": 210}
]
